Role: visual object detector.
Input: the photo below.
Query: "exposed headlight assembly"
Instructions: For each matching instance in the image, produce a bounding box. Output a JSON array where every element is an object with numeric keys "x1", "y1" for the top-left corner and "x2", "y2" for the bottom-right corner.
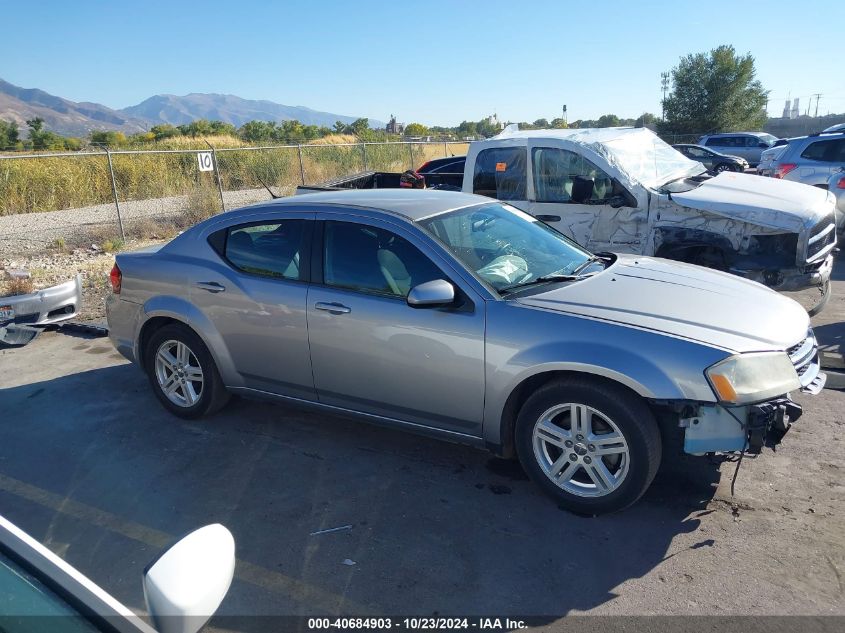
[{"x1": 706, "y1": 352, "x2": 800, "y2": 405}]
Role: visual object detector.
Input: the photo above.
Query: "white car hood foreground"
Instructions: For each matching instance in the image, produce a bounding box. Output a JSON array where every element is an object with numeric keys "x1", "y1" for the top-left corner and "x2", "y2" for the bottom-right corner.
[
  {"x1": 671, "y1": 172, "x2": 831, "y2": 232},
  {"x1": 518, "y1": 255, "x2": 809, "y2": 353}
]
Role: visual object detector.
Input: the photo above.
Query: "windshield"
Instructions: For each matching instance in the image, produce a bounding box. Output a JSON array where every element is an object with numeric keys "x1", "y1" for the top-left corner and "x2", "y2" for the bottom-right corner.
[
  {"x1": 419, "y1": 202, "x2": 594, "y2": 293},
  {"x1": 598, "y1": 133, "x2": 706, "y2": 189},
  {"x1": 759, "y1": 133, "x2": 778, "y2": 146}
]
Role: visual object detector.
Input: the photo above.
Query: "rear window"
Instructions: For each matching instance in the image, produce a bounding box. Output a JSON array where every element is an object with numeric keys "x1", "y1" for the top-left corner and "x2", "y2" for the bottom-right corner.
[
  {"x1": 472, "y1": 147, "x2": 527, "y2": 200},
  {"x1": 224, "y1": 220, "x2": 305, "y2": 280},
  {"x1": 800, "y1": 139, "x2": 845, "y2": 162}
]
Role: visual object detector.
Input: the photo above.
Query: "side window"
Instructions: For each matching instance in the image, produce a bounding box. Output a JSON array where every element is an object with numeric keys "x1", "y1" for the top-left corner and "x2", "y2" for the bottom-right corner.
[
  {"x1": 323, "y1": 221, "x2": 443, "y2": 298},
  {"x1": 531, "y1": 147, "x2": 616, "y2": 203},
  {"x1": 801, "y1": 139, "x2": 845, "y2": 162},
  {"x1": 707, "y1": 137, "x2": 727, "y2": 147},
  {"x1": 687, "y1": 147, "x2": 707, "y2": 158},
  {"x1": 472, "y1": 147, "x2": 527, "y2": 200},
  {"x1": 745, "y1": 136, "x2": 762, "y2": 148},
  {"x1": 224, "y1": 220, "x2": 305, "y2": 280}
]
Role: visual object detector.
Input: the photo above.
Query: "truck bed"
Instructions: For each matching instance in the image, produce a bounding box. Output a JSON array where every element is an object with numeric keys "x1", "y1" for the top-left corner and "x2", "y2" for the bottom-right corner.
[{"x1": 296, "y1": 171, "x2": 463, "y2": 195}]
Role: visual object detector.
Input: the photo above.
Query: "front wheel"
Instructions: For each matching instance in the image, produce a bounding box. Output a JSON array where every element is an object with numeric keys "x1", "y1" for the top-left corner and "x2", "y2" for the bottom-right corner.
[{"x1": 515, "y1": 378, "x2": 661, "y2": 515}]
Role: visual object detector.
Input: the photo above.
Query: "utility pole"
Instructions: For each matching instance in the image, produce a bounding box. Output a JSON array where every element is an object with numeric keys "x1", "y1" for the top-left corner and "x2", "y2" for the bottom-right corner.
[
  {"x1": 812, "y1": 93, "x2": 822, "y2": 118},
  {"x1": 660, "y1": 72, "x2": 670, "y2": 121}
]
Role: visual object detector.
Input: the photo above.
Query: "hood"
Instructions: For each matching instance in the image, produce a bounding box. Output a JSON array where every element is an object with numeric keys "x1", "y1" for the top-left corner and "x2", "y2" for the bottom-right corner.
[
  {"x1": 516, "y1": 255, "x2": 809, "y2": 353},
  {"x1": 671, "y1": 172, "x2": 830, "y2": 233}
]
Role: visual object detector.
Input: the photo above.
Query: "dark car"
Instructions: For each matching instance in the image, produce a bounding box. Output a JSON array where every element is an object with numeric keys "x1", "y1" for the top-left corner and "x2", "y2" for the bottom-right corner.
[
  {"x1": 417, "y1": 155, "x2": 466, "y2": 174},
  {"x1": 673, "y1": 144, "x2": 749, "y2": 173}
]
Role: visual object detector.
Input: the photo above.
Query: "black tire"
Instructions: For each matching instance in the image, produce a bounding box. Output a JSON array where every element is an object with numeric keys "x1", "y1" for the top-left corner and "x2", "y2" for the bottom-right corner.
[
  {"x1": 515, "y1": 377, "x2": 661, "y2": 515},
  {"x1": 715, "y1": 163, "x2": 731, "y2": 173},
  {"x1": 144, "y1": 323, "x2": 230, "y2": 419}
]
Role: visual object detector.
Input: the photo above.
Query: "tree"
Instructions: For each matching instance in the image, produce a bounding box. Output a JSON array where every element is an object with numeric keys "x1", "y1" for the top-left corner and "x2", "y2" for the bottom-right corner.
[
  {"x1": 150, "y1": 124, "x2": 180, "y2": 140},
  {"x1": 90, "y1": 130, "x2": 127, "y2": 147},
  {"x1": 635, "y1": 112, "x2": 658, "y2": 128},
  {"x1": 532, "y1": 118, "x2": 550, "y2": 128},
  {"x1": 596, "y1": 114, "x2": 621, "y2": 128},
  {"x1": 404, "y1": 122, "x2": 429, "y2": 137},
  {"x1": 239, "y1": 120, "x2": 276, "y2": 142},
  {"x1": 349, "y1": 118, "x2": 370, "y2": 136},
  {"x1": 550, "y1": 118, "x2": 568, "y2": 129},
  {"x1": 0, "y1": 120, "x2": 19, "y2": 149},
  {"x1": 662, "y1": 45, "x2": 768, "y2": 135}
]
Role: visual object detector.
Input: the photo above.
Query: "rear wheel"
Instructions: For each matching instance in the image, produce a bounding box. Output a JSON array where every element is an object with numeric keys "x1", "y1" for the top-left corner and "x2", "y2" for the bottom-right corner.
[
  {"x1": 715, "y1": 163, "x2": 732, "y2": 173},
  {"x1": 144, "y1": 323, "x2": 230, "y2": 419},
  {"x1": 515, "y1": 378, "x2": 661, "y2": 515}
]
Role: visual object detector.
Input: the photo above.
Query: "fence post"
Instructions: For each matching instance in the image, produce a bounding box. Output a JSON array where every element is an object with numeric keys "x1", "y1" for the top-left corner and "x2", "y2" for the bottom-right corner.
[
  {"x1": 407, "y1": 142, "x2": 414, "y2": 170},
  {"x1": 103, "y1": 147, "x2": 125, "y2": 242},
  {"x1": 203, "y1": 140, "x2": 226, "y2": 213},
  {"x1": 297, "y1": 144, "x2": 306, "y2": 184},
  {"x1": 361, "y1": 142, "x2": 367, "y2": 171},
  {"x1": 444, "y1": 141, "x2": 448, "y2": 157}
]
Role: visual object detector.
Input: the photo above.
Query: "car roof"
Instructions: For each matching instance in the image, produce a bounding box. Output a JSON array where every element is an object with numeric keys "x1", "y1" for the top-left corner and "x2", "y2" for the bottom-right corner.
[
  {"x1": 254, "y1": 189, "x2": 484, "y2": 221},
  {"x1": 492, "y1": 126, "x2": 649, "y2": 145},
  {"x1": 702, "y1": 131, "x2": 770, "y2": 137}
]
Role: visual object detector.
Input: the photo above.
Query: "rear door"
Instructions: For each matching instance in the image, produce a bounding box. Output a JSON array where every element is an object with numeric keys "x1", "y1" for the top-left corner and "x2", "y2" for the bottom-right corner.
[
  {"x1": 525, "y1": 144, "x2": 647, "y2": 253},
  {"x1": 306, "y1": 212, "x2": 486, "y2": 436},
  {"x1": 191, "y1": 212, "x2": 315, "y2": 399}
]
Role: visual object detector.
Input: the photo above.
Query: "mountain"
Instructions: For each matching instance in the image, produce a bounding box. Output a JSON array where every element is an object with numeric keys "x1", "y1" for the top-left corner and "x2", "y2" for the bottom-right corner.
[
  {"x1": 120, "y1": 93, "x2": 383, "y2": 129},
  {"x1": 0, "y1": 78, "x2": 383, "y2": 137},
  {"x1": 0, "y1": 79, "x2": 148, "y2": 137}
]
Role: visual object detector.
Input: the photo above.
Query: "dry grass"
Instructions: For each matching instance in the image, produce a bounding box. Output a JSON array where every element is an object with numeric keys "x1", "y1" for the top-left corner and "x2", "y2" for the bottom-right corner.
[
  {"x1": 3, "y1": 276, "x2": 34, "y2": 296},
  {"x1": 184, "y1": 183, "x2": 222, "y2": 225},
  {"x1": 0, "y1": 137, "x2": 466, "y2": 216}
]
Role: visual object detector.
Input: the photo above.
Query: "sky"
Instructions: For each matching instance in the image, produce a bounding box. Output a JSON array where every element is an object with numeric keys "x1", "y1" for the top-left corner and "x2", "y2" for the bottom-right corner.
[{"x1": 1, "y1": 0, "x2": 842, "y2": 127}]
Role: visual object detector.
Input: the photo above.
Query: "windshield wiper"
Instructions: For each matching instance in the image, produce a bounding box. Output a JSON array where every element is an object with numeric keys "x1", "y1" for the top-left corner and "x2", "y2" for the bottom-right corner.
[
  {"x1": 499, "y1": 274, "x2": 583, "y2": 294},
  {"x1": 572, "y1": 255, "x2": 605, "y2": 275}
]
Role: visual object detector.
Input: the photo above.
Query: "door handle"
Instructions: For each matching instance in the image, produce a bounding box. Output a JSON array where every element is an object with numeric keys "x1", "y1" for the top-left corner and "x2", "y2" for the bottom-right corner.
[
  {"x1": 535, "y1": 214, "x2": 561, "y2": 223},
  {"x1": 195, "y1": 281, "x2": 226, "y2": 293},
  {"x1": 314, "y1": 302, "x2": 351, "y2": 315}
]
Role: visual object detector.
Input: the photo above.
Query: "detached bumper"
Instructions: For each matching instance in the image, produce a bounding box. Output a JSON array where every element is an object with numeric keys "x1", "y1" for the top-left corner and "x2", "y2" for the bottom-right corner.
[{"x1": 0, "y1": 275, "x2": 82, "y2": 326}]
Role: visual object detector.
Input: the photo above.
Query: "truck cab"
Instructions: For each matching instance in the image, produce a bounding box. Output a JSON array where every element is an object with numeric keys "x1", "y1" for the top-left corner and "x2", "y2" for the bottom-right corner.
[{"x1": 461, "y1": 127, "x2": 837, "y2": 313}]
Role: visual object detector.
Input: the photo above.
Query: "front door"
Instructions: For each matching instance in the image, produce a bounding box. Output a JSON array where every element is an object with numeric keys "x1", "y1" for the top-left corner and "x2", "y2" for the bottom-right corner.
[
  {"x1": 307, "y1": 216, "x2": 486, "y2": 436},
  {"x1": 527, "y1": 145, "x2": 647, "y2": 253}
]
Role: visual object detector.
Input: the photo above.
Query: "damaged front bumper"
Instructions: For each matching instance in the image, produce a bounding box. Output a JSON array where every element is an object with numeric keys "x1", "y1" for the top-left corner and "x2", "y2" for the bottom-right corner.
[
  {"x1": 682, "y1": 397, "x2": 809, "y2": 455},
  {"x1": 0, "y1": 274, "x2": 82, "y2": 327},
  {"x1": 731, "y1": 253, "x2": 833, "y2": 293}
]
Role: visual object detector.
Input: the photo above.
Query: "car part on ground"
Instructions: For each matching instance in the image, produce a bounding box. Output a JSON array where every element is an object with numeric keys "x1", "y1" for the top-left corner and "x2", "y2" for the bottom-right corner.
[
  {"x1": 106, "y1": 190, "x2": 826, "y2": 514},
  {"x1": 0, "y1": 274, "x2": 82, "y2": 327},
  {"x1": 0, "y1": 514, "x2": 235, "y2": 633}
]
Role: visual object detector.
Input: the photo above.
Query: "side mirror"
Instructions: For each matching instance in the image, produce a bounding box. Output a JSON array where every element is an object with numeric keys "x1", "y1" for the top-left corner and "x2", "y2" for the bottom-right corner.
[
  {"x1": 407, "y1": 279, "x2": 455, "y2": 308},
  {"x1": 144, "y1": 524, "x2": 235, "y2": 633},
  {"x1": 570, "y1": 176, "x2": 594, "y2": 204}
]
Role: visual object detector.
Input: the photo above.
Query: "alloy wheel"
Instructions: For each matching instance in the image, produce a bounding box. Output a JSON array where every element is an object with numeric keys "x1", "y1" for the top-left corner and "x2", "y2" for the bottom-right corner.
[
  {"x1": 532, "y1": 403, "x2": 630, "y2": 497},
  {"x1": 154, "y1": 339, "x2": 204, "y2": 408}
]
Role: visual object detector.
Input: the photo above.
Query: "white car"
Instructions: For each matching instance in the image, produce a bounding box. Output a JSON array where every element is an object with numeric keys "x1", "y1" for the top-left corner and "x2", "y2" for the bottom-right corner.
[{"x1": 0, "y1": 515, "x2": 234, "y2": 633}]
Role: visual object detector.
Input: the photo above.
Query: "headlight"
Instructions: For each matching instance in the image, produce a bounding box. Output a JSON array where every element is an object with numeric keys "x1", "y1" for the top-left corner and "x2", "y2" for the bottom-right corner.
[{"x1": 705, "y1": 352, "x2": 800, "y2": 405}]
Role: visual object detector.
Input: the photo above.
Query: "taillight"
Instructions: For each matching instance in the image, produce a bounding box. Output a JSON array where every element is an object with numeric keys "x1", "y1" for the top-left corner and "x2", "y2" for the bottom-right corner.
[
  {"x1": 773, "y1": 163, "x2": 797, "y2": 179},
  {"x1": 417, "y1": 160, "x2": 431, "y2": 172},
  {"x1": 109, "y1": 263, "x2": 122, "y2": 294},
  {"x1": 836, "y1": 177, "x2": 845, "y2": 190}
]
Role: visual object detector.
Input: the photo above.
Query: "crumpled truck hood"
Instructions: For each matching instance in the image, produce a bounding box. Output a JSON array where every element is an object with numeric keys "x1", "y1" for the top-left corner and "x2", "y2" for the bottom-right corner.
[
  {"x1": 670, "y1": 172, "x2": 831, "y2": 233},
  {"x1": 516, "y1": 255, "x2": 809, "y2": 353}
]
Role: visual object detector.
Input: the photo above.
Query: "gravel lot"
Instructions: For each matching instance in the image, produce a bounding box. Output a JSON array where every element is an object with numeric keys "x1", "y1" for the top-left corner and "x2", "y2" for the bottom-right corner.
[
  {"x1": 0, "y1": 261, "x2": 843, "y2": 629},
  {"x1": 0, "y1": 187, "x2": 274, "y2": 256}
]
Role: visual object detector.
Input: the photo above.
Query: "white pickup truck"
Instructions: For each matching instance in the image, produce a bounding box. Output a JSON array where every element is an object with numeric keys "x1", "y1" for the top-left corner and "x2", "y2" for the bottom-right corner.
[{"x1": 300, "y1": 127, "x2": 838, "y2": 313}]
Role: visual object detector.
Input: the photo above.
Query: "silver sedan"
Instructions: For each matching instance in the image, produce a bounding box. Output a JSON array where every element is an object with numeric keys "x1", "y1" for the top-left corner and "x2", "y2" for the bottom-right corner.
[{"x1": 107, "y1": 190, "x2": 824, "y2": 514}]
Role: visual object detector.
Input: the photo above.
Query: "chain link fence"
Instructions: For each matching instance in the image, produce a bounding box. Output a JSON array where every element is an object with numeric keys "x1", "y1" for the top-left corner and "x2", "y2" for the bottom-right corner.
[{"x1": 0, "y1": 140, "x2": 469, "y2": 256}]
